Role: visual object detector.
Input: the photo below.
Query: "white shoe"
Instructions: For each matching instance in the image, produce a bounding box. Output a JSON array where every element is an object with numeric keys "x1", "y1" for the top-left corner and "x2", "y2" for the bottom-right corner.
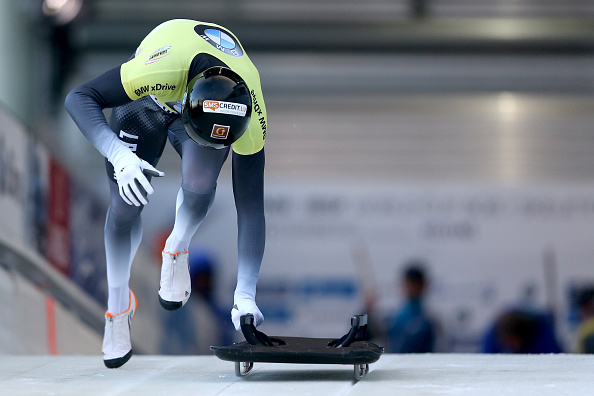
[
  {"x1": 158, "y1": 251, "x2": 191, "y2": 310},
  {"x1": 103, "y1": 289, "x2": 137, "y2": 369}
]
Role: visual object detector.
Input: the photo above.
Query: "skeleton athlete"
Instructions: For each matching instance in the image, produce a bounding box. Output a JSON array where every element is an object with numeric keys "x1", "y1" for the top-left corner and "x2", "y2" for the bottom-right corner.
[{"x1": 65, "y1": 19, "x2": 267, "y2": 368}]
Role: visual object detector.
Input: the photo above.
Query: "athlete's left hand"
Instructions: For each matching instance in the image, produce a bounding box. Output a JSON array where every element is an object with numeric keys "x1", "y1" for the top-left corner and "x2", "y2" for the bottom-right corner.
[{"x1": 231, "y1": 298, "x2": 264, "y2": 331}]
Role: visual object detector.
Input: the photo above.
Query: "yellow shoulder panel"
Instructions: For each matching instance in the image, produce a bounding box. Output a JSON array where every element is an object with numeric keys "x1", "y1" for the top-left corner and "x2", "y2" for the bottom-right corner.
[{"x1": 120, "y1": 19, "x2": 267, "y2": 154}]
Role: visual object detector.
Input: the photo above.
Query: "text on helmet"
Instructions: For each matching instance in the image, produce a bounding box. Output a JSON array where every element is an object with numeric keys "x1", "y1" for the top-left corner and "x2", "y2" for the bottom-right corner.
[{"x1": 203, "y1": 100, "x2": 247, "y2": 117}]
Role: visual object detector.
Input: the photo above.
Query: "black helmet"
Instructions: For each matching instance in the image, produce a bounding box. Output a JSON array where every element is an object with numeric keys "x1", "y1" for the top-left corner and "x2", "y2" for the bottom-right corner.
[{"x1": 181, "y1": 67, "x2": 252, "y2": 149}]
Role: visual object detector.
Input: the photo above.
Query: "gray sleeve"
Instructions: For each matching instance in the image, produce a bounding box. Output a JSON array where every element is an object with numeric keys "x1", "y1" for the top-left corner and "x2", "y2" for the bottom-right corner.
[
  {"x1": 232, "y1": 148, "x2": 266, "y2": 300},
  {"x1": 64, "y1": 66, "x2": 133, "y2": 161}
]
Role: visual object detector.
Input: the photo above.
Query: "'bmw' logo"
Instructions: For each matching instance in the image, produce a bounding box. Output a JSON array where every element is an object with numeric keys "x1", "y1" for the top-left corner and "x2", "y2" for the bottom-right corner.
[{"x1": 195, "y1": 25, "x2": 244, "y2": 58}]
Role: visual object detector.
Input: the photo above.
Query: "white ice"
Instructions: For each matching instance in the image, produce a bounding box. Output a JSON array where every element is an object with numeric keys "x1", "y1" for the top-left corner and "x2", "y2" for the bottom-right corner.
[{"x1": 0, "y1": 354, "x2": 592, "y2": 396}]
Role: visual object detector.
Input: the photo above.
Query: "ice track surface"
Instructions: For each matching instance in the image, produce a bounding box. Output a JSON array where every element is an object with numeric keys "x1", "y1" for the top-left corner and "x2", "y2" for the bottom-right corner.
[{"x1": 2, "y1": 354, "x2": 593, "y2": 395}]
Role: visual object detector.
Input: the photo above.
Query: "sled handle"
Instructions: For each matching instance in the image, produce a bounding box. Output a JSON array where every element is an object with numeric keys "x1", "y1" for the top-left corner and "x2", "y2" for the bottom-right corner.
[
  {"x1": 240, "y1": 314, "x2": 285, "y2": 347},
  {"x1": 328, "y1": 314, "x2": 369, "y2": 348}
]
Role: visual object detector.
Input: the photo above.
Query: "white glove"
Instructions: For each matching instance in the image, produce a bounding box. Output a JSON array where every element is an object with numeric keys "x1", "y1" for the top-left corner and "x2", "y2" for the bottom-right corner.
[
  {"x1": 112, "y1": 150, "x2": 164, "y2": 206},
  {"x1": 231, "y1": 298, "x2": 264, "y2": 331}
]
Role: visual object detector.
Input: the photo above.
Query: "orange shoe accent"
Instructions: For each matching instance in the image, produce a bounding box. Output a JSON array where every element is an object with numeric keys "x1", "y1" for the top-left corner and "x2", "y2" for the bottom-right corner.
[
  {"x1": 106, "y1": 289, "x2": 137, "y2": 319},
  {"x1": 162, "y1": 250, "x2": 188, "y2": 256},
  {"x1": 129, "y1": 289, "x2": 137, "y2": 320}
]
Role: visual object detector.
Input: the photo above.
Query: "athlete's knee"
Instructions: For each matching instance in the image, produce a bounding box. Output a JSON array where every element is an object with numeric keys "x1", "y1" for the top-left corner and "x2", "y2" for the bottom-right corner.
[
  {"x1": 180, "y1": 174, "x2": 218, "y2": 194},
  {"x1": 105, "y1": 202, "x2": 142, "y2": 231},
  {"x1": 179, "y1": 187, "x2": 215, "y2": 218}
]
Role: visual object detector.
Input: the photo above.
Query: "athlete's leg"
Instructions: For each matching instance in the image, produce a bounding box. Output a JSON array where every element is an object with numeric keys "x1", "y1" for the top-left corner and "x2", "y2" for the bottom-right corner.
[
  {"x1": 163, "y1": 139, "x2": 230, "y2": 254},
  {"x1": 104, "y1": 96, "x2": 171, "y2": 314},
  {"x1": 101, "y1": 96, "x2": 172, "y2": 367},
  {"x1": 158, "y1": 133, "x2": 229, "y2": 309},
  {"x1": 104, "y1": 178, "x2": 144, "y2": 314}
]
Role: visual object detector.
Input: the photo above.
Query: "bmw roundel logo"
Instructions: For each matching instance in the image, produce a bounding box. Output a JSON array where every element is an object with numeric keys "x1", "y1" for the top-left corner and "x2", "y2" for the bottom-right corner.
[
  {"x1": 205, "y1": 29, "x2": 235, "y2": 49},
  {"x1": 195, "y1": 25, "x2": 244, "y2": 57}
]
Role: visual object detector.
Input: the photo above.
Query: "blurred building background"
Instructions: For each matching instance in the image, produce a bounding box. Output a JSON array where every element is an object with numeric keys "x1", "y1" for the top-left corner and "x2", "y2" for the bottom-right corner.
[{"x1": 1, "y1": 0, "x2": 594, "y2": 355}]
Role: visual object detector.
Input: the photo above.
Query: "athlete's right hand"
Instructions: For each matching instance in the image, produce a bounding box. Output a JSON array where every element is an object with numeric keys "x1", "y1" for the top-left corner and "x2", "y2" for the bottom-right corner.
[{"x1": 112, "y1": 151, "x2": 164, "y2": 206}]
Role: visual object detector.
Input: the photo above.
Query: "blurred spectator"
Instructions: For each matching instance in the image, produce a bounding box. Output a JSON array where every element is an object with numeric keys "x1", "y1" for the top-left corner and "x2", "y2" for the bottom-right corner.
[
  {"x1": 482, "y1": 309, "x2": 562, "y2": 354},
  {"x1": 358, "y1": 247, "x2": 439, "y2": 352},
  {"x1": 384, "y1": 264, "x2": 437, "y2": 353},
  {"x1": 575, "y1": 287, "x2": 594, "y2": 354},
  {"x1": 364, "y1": 262, "x2": 437, "y2": 353},
  {"x1": 188, "y1": 249, "x2": 234, "y2": 345}
]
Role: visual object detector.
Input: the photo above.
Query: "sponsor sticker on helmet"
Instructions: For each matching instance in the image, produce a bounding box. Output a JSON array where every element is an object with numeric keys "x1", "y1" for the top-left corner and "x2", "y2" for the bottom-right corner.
[
  {"x1": 211, "y1": 124, "x2": 230, "y2": 140},
  {"x1": 203, "y1": 100, "x2": 247, "y2": 117},
  {"x1": 145, "y1": 46, "x2": 172, "y2": 65}
]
